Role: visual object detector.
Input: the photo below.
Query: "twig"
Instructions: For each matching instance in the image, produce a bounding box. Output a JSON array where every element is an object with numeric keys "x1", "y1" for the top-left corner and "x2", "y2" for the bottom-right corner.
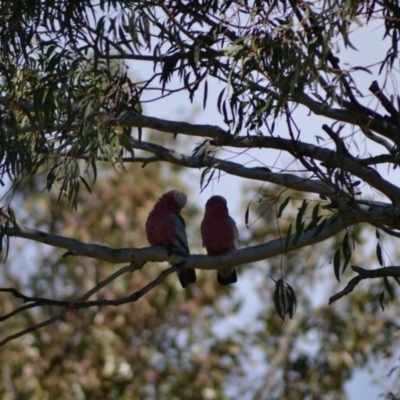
[
  {"x1": 0, "y1": 263, "x2": 178, "y2": 309},
  {"x1": 329, "y1": 265, "x2": 400, "y2": 304},
  {"x1": 0, "y1": 303, "x2": 39, "y2": 322},
  {"x1": 369, "y1": 81, "x2": 400, "y2": 121},
  {"x1": 0, "y1": 262, "x2": 143, "y2": 347}
]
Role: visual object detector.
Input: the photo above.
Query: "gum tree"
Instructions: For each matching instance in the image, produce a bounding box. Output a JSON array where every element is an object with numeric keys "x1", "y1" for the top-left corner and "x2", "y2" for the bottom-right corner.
[{"x1": 1, "y1": 0, "x2": 400, "y2": 349}]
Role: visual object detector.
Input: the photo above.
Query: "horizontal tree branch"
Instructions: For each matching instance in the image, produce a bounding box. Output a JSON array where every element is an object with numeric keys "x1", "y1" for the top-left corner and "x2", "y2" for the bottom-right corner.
[
  {"x1": 120, "y1": 114, "x2": 400, "y2": 204},
  {"x1": 10, "y1": 108, "x2": 400, "y2": 204},
  {"x1": 129, "y1": 139, "x2": 338, "y2": 198},
  {"x1": 4, "y1": 202, "x2": 400, "y2": 272},
  {"x1": 129, "y1": 137, "x2": 400, "y2": 206}
]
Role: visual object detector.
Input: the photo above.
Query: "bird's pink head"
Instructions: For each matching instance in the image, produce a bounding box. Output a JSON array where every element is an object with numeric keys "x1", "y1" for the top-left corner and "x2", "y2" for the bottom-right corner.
[
  {"x1": 205, "y1": 195, "x2": 227, "y2": 210},
  {"x1": 160, "y1": 190, "x2": 187, "y2": 211}
]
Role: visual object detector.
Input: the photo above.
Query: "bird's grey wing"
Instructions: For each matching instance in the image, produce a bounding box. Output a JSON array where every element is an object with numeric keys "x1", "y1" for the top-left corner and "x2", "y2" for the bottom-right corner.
[
  {"x1": 170, "y1": 213, "x2": 196, "y2": 288},
  {"x1": 229, "y1": 216, "x2": 240, "y2": 250},
  {"x1": 170, "y1": 213, "x2": 190, "y2": 254}
]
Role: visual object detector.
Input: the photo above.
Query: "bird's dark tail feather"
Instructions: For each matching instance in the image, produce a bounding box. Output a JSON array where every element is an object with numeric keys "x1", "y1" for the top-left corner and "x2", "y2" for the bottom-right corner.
[
  {"x1": 177, "y1": 268, "x2": 197, "y2": 288},
  {"x1": 217, "y1": 268, "x2": 237, "y2": 286}
]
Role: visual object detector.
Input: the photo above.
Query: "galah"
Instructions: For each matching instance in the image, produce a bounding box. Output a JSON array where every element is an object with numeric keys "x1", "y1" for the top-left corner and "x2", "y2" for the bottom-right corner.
[
  {"x1": 145, "y1": 190, "x2": 196, "y2": 288},
  {"x1": 201, "y1": 195, "x2": 238, "y2": 285}
]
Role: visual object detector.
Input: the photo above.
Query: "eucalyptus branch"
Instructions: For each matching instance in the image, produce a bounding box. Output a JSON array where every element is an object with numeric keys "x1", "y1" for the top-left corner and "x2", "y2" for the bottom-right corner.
[
  {"x1": 329, "y1": 265, "x2": 400, "y2": 304},
  {"x1": 130, "y1": 139, "x2": 338, "y2": 198},
  {"x1": 129, "y1": 137, "x2": 400, "y2": 206},
  {"x1": 360, "y1": 155, "x2": 395, "y2": 166},
  {"x1": 6, "y1": 106, "x2": 400, "y2": 204},
  {"x1": 4, "y1": 204, "x2": 400, "y2": 272},
  {"x1": 295, "y1": 92, "x2": 399, "y2": 144},
  {"x1": 369, "y1": 80, "x2": 400, "y2": 121},
  {"x1": 363, "y1": 130, "x2": 396, "y2": 154},
  {"x1": 12, "y1": 97, "x2": 400, "y2": 154}
]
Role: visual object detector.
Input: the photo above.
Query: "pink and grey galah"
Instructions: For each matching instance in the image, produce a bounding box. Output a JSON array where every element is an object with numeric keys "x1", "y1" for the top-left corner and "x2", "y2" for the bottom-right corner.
[
  {"x1": 201, "y1": 195, "x2": 238, "y2": 285},
  {"x1": 145, "y1": 190, "x2": 196, "y2": 288}
]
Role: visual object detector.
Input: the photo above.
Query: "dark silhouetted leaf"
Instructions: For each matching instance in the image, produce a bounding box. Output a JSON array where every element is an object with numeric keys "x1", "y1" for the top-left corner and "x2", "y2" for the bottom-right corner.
[
  {"x1": 379, "y1": 290, "x2": 385, "y2": 311},
  {"x1": 376, "y1": 243, "x2": 383, "y2": 266},
  {"x1": 333, "y1": 249, "x2": 341, "y2": 282},
  {"x1": 384, "y1": 276, "x2": 395, "y2": 301},
  {"x1": 273, "y1": 278, "x2": 297, "y2": 321},
  {"x1": 342, "y1": 230, "x2": 352, "y2": 274},
  {"x1": 277, "y1": 197, "x2": 290, "y2": 218}
]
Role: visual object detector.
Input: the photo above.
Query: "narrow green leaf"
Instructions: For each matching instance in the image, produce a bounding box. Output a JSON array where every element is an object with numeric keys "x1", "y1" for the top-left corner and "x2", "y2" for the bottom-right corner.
[
  {"x1": 274, "y1": 279, "x2": 286, "y2": 321},
  {"x1": 333, "y1": 249, "x2": 341, "y2": 282},
  {"x1": 217, "y1": 88, "x2": 225, "y2": 113},
  {"x1": 277, "y1": 196, "x2": 290, "y2": 218},
  {"x1": 376, "y1": 243, "x2": 383, "y2": 266},
  {"x1": 305, "y1": 203, "x2": 321, "y2": 232},
  {"x1": 342, "y1": 231, "x2": 352, "y2": 274},
  {"x1": 203, "y1": 80, "x2": 208, "y2": 110},
  {"x1": 312, "y1": 218, "x2": 327, "y2": 237},
  {"x1": 379, "y1": 290, "x2": 385, "y2": 311},
  {"x1": 305, "y1": 215, "x2": 322, "y2": 232},
  {"x1": 286, "y1": 283, "x2": 297, "y2": 318},
  {"x1": 284, "y1": 223, "x2": 292, "y2": 254},
  {"x1": 200, "y1": 167, "x2": 215, "y2": 191},
  {"x1": 328, "y1": 215, "x2": 339, "y2": 226},
  {"x1": 292, "y1": 222, "x2": 304, "y2": 245},
  {"x1": 296, "y1": 200, "x2": 308, "y2": 232},
  {"x1": 80, "y1": 176, "x2": 92, "y2": 194},
  {"x1": 222, "y1": 100, "x2": 229, "y2": 123},
  {"x1": 383, "y1": 276, "x2": 395, "y2": 301},
  {"x1": 245, "y1": 205, "x2": 250, "y2": 228},
  {"x1": 4, "y1": 222, "x2": 9, "y2": 263},
  {"x1": 312, "y1": 203, "x2": 320, "y2": 220}
]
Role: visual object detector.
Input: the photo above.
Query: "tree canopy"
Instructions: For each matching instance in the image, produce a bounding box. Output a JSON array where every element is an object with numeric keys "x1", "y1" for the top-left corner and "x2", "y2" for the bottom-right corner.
[{"x1": 1, "y1": 0, "x2": 400, "y2": 398}]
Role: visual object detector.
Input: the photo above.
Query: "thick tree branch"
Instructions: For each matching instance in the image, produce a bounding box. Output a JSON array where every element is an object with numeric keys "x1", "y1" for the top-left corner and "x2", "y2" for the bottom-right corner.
[
  {"x1": 4, "y1": 203, "x2": 400, "y2": 272},
  {"x1": 129, "y1": 137, "x2": 400, "y2": 206},
  {"x1": 11, "y1": 109, "x2": 400, "y2": 204},
  {"x1": 121, "y1": 115, "x2": 400, "y2": 204},
  {"x1": 130, "y1": 140, "x2": 338, "y2": 198},
  {"x1": 369, "y1": 80, "x2": 400, "y2": 122}
]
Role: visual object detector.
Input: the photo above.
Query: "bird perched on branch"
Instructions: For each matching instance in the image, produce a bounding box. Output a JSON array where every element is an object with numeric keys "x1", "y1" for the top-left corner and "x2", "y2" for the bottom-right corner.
[
  {"x1": 201, "y1": 195, "x2": 238, "y2": 285},
  {"x1": 145, "y1": 190, "x2": 196, "y2": 288}
]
